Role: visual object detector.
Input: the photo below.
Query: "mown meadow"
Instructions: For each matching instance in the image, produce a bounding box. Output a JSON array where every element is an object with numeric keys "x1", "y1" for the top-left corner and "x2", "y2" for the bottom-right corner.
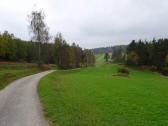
[{"x1": 39, "y1": 55, "x2": 168, "y2": 126}]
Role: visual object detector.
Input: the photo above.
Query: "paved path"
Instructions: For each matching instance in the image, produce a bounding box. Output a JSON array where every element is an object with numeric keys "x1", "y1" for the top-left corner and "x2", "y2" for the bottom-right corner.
[{"x1": 0, "y1": 70, "x2": 54, "y2": 126}]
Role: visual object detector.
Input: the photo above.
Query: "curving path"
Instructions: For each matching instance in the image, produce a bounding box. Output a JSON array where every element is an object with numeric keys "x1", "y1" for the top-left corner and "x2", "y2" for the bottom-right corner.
[{"x1": 0, "y1": 70, "x2": 54, "y2": 126}]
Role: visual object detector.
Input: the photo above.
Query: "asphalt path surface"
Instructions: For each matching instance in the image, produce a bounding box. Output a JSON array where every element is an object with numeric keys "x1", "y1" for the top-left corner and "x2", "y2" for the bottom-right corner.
[{"x1": 0, "y1": 70, "x2": 54, "y2": 126}]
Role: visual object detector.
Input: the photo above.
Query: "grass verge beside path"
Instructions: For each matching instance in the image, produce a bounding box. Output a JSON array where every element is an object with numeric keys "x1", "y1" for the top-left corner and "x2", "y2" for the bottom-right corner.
[
  {"x1": 39, "y1": 64, "x2": 168, "y2": 126},
  {"x1": 0, "y1": 62, "x2": 53, "y2": 90}
]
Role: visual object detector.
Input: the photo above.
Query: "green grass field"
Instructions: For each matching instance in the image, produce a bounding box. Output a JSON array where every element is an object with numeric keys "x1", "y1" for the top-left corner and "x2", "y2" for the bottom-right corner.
[
  {"x1": 39, "y1": 55, "x2": 168, "y2": 126},
  {"x1": 95, "y1": 53, "x2": 105, "y2": 66},
  {"x1": 0, "y1": 62, "x2": 46, "y2": 90}
]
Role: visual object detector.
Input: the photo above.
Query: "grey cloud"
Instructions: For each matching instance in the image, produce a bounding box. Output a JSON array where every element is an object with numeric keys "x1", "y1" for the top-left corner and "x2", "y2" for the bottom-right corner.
[{"x1": 0, "y1": 0, "x2": 168, "y2": 48}]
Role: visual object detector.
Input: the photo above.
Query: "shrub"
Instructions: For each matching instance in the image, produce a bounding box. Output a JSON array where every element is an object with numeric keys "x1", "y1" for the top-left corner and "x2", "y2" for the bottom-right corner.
[
  {"x1": 117, "y1": 67, "x2": 130, "y2": 75},
  {"x1": 161, "y1": 67, "x2": 168, "y2": 76},
  {"x1": 127, "y1": 51, "x2": 139, "y2": 66},
  {"x1": 150, "y1": 66, "x2": 158, "y2": 72}
]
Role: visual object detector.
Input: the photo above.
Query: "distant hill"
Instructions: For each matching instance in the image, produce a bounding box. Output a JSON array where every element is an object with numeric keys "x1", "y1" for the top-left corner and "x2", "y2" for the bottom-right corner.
[{"x1": 92, "y1": 45, "x2": 127, "y2": 54}]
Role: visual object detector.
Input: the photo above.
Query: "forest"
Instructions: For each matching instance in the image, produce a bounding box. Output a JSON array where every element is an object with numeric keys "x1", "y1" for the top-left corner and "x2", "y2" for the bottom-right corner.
[
  {"x1": 105, "y1": 38, "x2": 168, "y2": 75},
  {"x1": 0, "y1": 31, "x2": 95, "y2": 69}
]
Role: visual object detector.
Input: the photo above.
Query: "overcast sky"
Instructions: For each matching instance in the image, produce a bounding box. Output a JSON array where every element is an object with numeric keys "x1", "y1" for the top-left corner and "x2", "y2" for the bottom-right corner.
[{"x1": 0, "y1": 0, "x2": 168, "y2": 48}]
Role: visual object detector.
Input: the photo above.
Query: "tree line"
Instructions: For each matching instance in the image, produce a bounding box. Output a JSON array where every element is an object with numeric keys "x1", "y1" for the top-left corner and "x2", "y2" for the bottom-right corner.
[
  {"x1": 104, "y1": 38, "x2": 168, "y2": 75},
  {"x1": 54, "y1": 33, "x2": 95, "y2": 69},
  {"x1": 127, "y1": 39, "x2": 168, "y2": 69},
  {"x1": 0, "y1": 31, "x2": 95, "y2": 69}
]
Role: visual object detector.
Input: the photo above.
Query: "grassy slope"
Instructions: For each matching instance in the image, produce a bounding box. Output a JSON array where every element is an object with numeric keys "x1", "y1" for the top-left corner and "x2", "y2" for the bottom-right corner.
[
  {"x1": 39, "y1": 55, "x2": 168, "y2": 126},
  {"x1": 0, "y1": 62, "x2": 45, "y2": 90},
  {"x1": 95, "y1": 53, "x2": 104, "y2": 66}
]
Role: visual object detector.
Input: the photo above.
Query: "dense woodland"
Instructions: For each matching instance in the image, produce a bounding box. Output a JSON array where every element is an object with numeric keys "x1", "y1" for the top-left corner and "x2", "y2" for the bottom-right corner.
[
  {"x1": 127, "y1": 39, "x2": 168, "y2": 74},
  {"x1": 104, "y1": 38, "x2": 168, "y2": 75},
  {"x1": 127, "y1": 39, "x2": 168, "y2": 68},
  {"x1": 0, "y1": 31, "x2": 95, "y2": 69}
]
